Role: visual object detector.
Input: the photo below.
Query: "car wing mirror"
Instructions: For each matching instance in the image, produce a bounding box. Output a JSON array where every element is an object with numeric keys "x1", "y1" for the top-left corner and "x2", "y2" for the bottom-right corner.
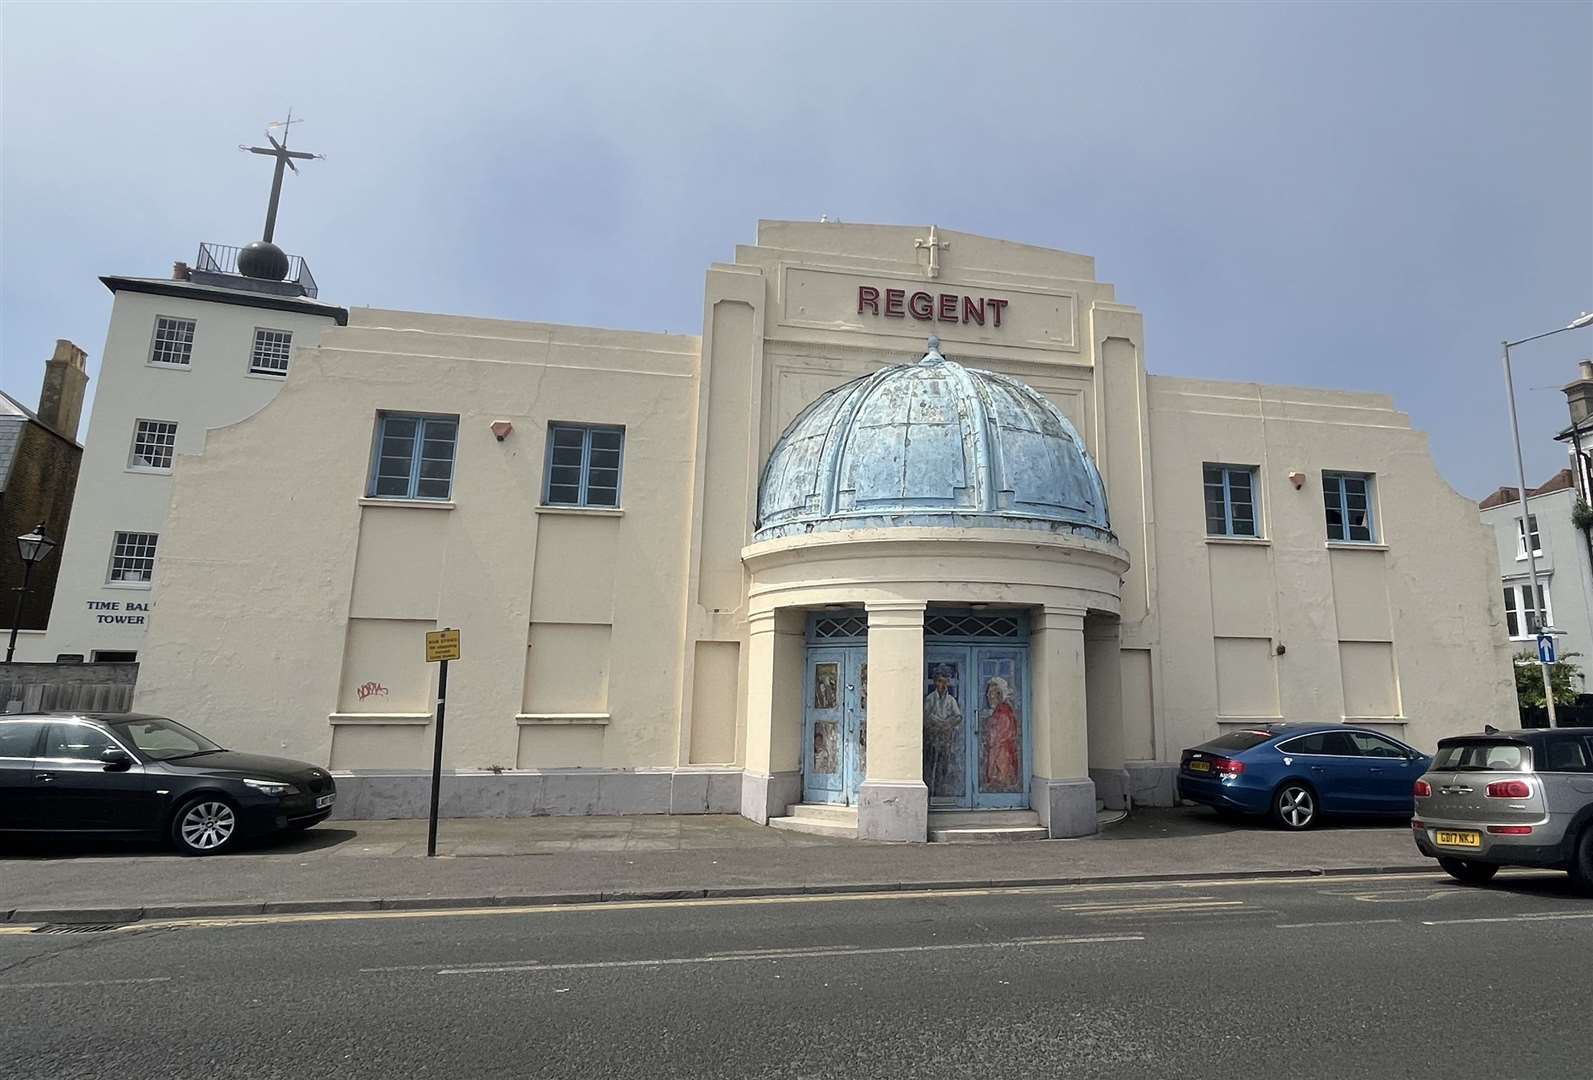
[{"x1": 100, "y1": 747, "x2": 132, "y2": 771}]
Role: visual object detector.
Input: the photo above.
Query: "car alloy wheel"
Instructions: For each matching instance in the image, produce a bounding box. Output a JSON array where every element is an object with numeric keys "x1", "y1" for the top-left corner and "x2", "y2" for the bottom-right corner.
[
  {"x1": 1570, "y1": 826, "x2": 1593, "y2": 897},
  {"x1": 179, "y1": 800, "x2": 237, "y2": 853},
  {"x1": 1274, "y1": 785, "x2": 1315, "y2": 830}
]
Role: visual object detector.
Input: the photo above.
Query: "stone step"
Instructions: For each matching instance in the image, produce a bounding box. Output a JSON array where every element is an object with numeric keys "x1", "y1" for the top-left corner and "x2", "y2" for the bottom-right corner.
[
  {"x1": 927, "y1": 809, "x2": 1041, "y2": 828},
  {"x1": 782, "y1": 802, "x2": 857, "y2": 823},
  {"x1": 930, "y1": 825, "x2": 1051, "y2": 843},
  {"x1": 768, "y1": 813, "x2": 858, "y2": 840}
]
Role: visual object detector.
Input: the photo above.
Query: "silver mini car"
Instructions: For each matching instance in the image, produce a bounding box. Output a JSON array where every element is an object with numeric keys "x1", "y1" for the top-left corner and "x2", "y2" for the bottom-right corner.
[{"x1": 1412, "y1": 727, "x2": 1593, "y2": 893}]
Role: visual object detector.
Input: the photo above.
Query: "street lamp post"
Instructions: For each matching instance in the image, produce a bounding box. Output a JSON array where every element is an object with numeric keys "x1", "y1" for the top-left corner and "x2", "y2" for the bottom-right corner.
[
  {"x1": 6, "y1": 523, "x2": 58, "y2": 664},
  {"x1": 1502, "y1": 312, "x2": 1593, "y2": 727}
]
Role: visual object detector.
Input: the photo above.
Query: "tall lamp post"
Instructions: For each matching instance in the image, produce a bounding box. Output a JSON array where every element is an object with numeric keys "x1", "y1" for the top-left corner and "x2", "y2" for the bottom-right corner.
[
  {"x1": 6, "y1": 523, "x2": 57, "y2": 663},
  {"x1": 1502, "y1": 312, "x2": 1593, "y2": 726}
]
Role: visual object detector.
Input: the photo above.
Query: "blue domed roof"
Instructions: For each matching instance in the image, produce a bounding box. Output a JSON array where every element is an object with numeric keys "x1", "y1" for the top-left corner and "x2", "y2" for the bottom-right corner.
[{"x1": 755, "y1": 338, "x2": 1112, "y2": 542}]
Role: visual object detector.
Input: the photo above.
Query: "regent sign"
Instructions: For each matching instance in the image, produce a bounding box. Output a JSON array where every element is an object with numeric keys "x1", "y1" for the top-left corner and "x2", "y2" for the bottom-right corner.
[{"x1": 857, "y1": 285, "x2": 1010, "y2": 327}]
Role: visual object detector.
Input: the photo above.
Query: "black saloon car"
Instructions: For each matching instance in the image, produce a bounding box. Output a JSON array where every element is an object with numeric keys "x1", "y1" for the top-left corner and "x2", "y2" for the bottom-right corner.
[{"x1": 0, "y1": 712, "x2": 335, "y2": 855}]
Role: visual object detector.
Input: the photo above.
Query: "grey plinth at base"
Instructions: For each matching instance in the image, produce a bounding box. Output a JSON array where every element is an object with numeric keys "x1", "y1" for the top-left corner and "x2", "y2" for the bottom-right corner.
[
  {"x1": 740, "y1": 770, "x2": 802, "y2": 825},
  {"x1": 1124, "y1": 760, "x2": 1180, "y2": 808},
  {"x1": 1032, "y1": 776, "x2": 1099, "y2": 838},
  {"x1": 327, "y1": 768, "x2": 743, "y2": 821},
  {"x1": 857, "y1": 780, "x2": 929, "y2": 842},
  {"x1": 1089, "y1": 767, "x2": 1131, "y2": 811}
]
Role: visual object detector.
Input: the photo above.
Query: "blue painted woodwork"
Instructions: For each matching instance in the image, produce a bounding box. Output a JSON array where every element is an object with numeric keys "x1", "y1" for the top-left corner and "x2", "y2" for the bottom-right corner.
[
  {"x1": 755, "y1": 338, "x2": 1113, "y2": 542},
  {"x1": 803, "y1": 646, "x2": 866, "y2": 805}
]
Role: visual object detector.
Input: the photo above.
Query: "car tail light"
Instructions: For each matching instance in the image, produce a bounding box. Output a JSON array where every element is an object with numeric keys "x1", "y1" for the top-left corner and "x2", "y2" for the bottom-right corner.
[
  {"x1": 1411, "y1": 819, "x2": 1425, "y2": 830},
  {"x1": 1213, "y1": 756, "x2": 1245, "y2": 778},
  {"x1": 1413, "y1": 779, "x2": 1432, "y2": 798},
  {"x1": 1485, "y1": 780, "x2": 1531, "y2": 799},
  {"x1": 1487, "y1": 825, "x2": 1533, "y2": 835}
]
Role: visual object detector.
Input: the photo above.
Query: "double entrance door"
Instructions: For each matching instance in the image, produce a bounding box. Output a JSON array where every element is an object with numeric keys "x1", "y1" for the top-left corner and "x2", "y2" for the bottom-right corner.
[
  {"x1": 802, "y1": 647, "x2": 866, "y2": 805},
  {"x1": 800, "y1": 610, "x2": 1031, "y2": 809},
  {"x1": 923, "y1": 644, "x2": 1029, "y2": 809}
]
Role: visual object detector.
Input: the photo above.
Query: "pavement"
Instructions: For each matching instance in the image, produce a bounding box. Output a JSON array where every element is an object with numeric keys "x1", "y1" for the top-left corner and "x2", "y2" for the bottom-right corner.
[
  {"x1": 3, "y1": 869, "x2": 1589, "y2": 1079},
  {"x1": 0, "y1": 808, "x2": 1437, "y2": 924}
]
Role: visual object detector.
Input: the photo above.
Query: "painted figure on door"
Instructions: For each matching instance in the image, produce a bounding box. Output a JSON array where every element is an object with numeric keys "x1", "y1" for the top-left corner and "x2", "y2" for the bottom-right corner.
[
  {"x1": 979, "y1": 675, "x2": 1022, "y2": 793},
  {"x1": 923, "y1": 663, "x2": 964, "y2": 798},
  {"x1": 813, "y1": 721, "x2": 840, "y2": 774},
  {"x1": 813, "y1": 663, "x2": 838, "y2": 710}
]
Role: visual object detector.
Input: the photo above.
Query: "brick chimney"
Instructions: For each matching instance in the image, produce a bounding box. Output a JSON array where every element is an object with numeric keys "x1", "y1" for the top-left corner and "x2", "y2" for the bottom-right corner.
[
  {"x1": 38, "y1": 339, "x2": 88, "y2": 439},
  {"x1": 1563, "y1": 360, "x2": 1593, "y2": 426}
]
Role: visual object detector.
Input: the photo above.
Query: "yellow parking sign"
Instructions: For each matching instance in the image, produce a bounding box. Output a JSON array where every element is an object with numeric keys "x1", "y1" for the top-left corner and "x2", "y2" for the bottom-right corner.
[{"x1": 425, "y1": 628, "x2": 460, "y2": 663}]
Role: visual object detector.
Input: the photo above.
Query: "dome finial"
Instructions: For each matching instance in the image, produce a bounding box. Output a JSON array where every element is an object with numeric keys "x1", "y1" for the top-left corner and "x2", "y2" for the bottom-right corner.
[{"x1": 922, "y1": 336, "x2": 944, "y2": 364}]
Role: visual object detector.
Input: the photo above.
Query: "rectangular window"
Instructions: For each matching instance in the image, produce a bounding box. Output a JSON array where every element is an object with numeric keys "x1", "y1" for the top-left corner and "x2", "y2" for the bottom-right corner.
[
  {"x1": 1503, "y1": 581, "x2": 1551, "y2": 639},
  {"x1": 543, "y1": 423, "x2": 624, "y2": 508},
  {"x1": 107, "y1": 531, "x2": 158, "y2": 585},
  {"x1": 1516, "y1": 515, "x2": 1543, "y2": 559},
  {"x1": 249, "y1": 328, "x2": 294, "y2": 376},
  {"x1": 149, "y1": 316, "x2": 196, "y2": 367},
  {"x1": 1203, "y1": 464, "x2": 1260, "y2": 537},
  {"x1": 369, "y1": 413, "x2": 458, "y2": 500},
  {"x1": 128, "y1": 419, "x2": 178, "y2": 471},
  {"x1": 1323, "y1": 471, "x2": 1377, "y2": 543}
]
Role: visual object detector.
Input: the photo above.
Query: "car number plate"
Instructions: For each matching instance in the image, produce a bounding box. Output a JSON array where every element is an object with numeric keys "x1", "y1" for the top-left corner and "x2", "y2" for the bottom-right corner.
[
  {"x1": 315, "y1": 794, "x2": 336, "y2": 809},
  {"x1": 1434, "y1": 830, "x2": 1481, "y2": 848},
  {"x1": 1189, "y1": 760, "x2": 1211, "y2": 773}
]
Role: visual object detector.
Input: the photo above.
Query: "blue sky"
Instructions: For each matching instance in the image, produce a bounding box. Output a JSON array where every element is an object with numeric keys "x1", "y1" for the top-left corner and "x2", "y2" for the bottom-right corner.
[{"x1": 2, "y1": 1, "x2": 1589, "y2": 497}]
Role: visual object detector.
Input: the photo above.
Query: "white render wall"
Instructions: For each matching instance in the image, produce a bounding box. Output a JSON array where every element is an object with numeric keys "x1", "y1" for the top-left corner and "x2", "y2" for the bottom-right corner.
[
  {"x1": 35, "y1": 289, "x2": 338, "y2": 662},
  {"x1": 129, "y1": 221, "x2": 1518, "y2": 787},
  {"x1": 1147, "y1": 377, "x2": 1517, "y2": 756},
  {"x1": 1481, "y1": 486, "x2": 1593, "y2": 690}
]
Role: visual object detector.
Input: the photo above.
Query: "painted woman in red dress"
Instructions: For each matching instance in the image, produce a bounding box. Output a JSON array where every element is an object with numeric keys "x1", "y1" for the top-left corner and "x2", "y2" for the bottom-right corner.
[{"x1": 979, "y1": 676, "x2": 1021, "y2": 792}]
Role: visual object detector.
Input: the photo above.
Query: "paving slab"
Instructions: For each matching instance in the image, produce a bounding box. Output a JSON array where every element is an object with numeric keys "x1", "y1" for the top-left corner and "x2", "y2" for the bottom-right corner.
[{"x1": 0, "y1": 809, "x2": 1427, "y2": 921}]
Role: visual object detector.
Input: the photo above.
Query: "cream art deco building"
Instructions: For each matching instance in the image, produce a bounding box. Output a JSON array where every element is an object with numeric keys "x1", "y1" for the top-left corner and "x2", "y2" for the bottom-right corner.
[{"x1": 134, "y1": 221, "x2": 1515, "y2": 841}]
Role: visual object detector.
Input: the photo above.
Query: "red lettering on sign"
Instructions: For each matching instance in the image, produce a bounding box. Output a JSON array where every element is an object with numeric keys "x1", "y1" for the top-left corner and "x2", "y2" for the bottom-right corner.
[{"x1": 854, "y1": 285, "x2": 1011, "y2": 329}]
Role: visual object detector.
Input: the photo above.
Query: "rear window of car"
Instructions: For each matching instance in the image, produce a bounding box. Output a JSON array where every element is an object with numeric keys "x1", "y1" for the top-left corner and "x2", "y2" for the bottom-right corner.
[
  {"x1": 1540, "y1": 735, "x2": 1593, "y2": 773},
  {"x1": 0, "y1": 721, "x2": 43, "y2": 757},
  {"x1": 1206, "y1": 730, "x2": 1275, "y2": 752},
  {"x1": 1433, "y1": 741, "x2": 1532, "y2": 772}
]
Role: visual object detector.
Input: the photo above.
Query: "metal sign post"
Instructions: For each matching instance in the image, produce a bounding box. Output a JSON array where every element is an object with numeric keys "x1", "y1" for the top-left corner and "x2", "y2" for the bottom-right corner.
[{"x1": 424, "y1": 628, "x2": 461, "y2": 857}]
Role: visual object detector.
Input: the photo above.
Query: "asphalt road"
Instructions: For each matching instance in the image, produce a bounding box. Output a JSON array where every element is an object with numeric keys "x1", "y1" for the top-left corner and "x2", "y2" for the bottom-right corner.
[{"x1": 2, "y1": 870, "x2": 1589, "y2": 1080}]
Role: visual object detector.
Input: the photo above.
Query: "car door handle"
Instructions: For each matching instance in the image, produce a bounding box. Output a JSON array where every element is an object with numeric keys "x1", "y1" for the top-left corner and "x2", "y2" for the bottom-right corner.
[
  {"x1": 1309, "y1": 766, "x2": 1326, "y2": 774},
  {"x1": 34, "y1": 772, "x2": 55, "y2": 783},
  {"x1": 1368, "y1": 767, "x2": 1384, "y2": 774}
]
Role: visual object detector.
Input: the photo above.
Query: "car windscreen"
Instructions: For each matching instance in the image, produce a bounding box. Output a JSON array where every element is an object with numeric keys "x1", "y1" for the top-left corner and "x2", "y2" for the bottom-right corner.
[
  {"x1": 1204, "y1": 730, "x2": 1275, "y2": 752},
  {"x1": 109, "y1": 717, "x2": 224, "y2": 761},
  {"x1": 1432, "y1": 740, "x2": 1532, "y2": 772}
]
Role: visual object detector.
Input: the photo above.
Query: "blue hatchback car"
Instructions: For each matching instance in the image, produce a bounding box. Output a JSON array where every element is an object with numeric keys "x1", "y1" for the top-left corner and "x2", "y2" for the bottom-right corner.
[{"x1": 1177, "y1": 724, "x2": 1431, "y2": 830}]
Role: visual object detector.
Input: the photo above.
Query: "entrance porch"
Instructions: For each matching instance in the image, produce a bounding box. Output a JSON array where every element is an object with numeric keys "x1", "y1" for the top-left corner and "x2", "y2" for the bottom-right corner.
[{"x1": 739, "y1": 527, "x2": 1130, "y2": 842}]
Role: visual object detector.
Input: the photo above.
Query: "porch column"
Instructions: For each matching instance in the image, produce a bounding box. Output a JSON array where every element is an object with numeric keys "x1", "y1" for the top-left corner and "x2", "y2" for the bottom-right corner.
[
  {"x1": 740, "y1": 608, "x2": 804, "y2": 824},
  {"x1": 1030, "y1": 606, "x2": 1096, "y2": 837},
  {"x1": 860, "y1": 600, "x2": 929, "y2": 842}
]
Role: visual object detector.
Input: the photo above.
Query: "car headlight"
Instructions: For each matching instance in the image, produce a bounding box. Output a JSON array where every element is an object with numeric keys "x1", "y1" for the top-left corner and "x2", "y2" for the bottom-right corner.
[{"x1": 242, "y1": 778, "x2": 300, "y2": 797}]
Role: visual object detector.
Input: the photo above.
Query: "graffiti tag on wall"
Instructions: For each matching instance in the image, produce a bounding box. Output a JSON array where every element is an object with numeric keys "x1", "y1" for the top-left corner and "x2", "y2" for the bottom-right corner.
[{"x1": 356, "y1": 681, "x2": 389, "y2": 701}]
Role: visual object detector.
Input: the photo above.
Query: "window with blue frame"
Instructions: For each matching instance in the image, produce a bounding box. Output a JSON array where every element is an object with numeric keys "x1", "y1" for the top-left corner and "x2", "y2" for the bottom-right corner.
[
  {"x1": 543, "y1": 423, "x2": 624, "y2": 507},
  {"x1": 369, "y1": 413, "x2": 458, "y2": 500},
  {"x1": 1323, "y1": 471, "x2": 1376, "y2": 542},
  {"x1": 1203, "y1": 464, "x2": 1259, "y2": 537}
]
